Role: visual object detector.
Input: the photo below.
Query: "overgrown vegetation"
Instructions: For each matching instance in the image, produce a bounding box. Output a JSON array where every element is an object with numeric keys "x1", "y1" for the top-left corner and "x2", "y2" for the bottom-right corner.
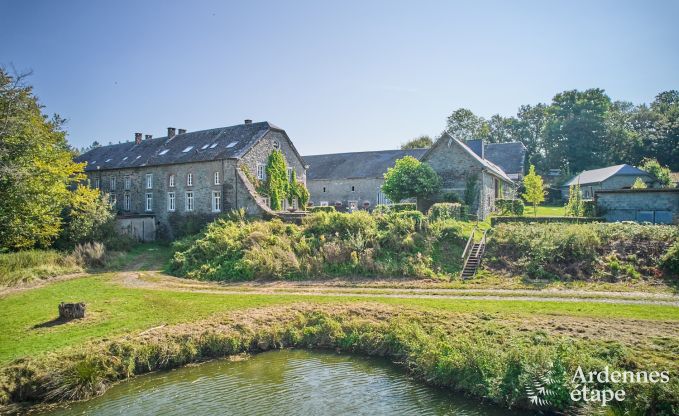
[
  {"x1": 486, "y1": 222, "x2": 679, "y2": 281},
  {"x1": 169, "y1": 210, "x2": 468, "y2": 281},
  {"x1": 1, "y1": 304, "x2": 677, "y2": 415},
  {"x1": 382, "y1": 156, "x2": 440, "y2": 203}
]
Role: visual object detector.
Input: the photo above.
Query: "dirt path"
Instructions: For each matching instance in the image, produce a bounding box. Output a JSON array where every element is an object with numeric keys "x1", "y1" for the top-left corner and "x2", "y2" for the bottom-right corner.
[{"x1": 113, "y1": 270, "x2": 679, "y2": 307}]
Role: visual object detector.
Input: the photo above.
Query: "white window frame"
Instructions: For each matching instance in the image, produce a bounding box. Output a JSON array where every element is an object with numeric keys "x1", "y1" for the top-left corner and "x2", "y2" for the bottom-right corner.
[
  {"x1": 320, "y1": 201, "x2": 329, "y2": 207},
  {"x1": 124, "y1": 176, "x2": 131, "y2": 190},
  {"x1": 214, "y1": 171, "x2": 220, "y2": 185},
  {"x1": 187, "y1": 173, "x2": 193, "y2": 187},
  {"x1": 169, "y1": 174, "x2": 175, "y2": 188},
  {"x1": 256, "y1": 164, "x2": 265, "y2": 180},
  {"x1": 123, "y1": 193, "x2": 130, "y2": 211},
  {"x1": 185, "y1": 191, "x2": 194, "y2": 211},
  {"x1": 212, "y1": 191, "x2": 222, "y2": 212},
  {"x1": 287, "y1": 167, "x2": 293, "y2": 181},
  {"x1": 146, "y1": 173, "x2": 153, "y2": 189},
  {"x1": 109, "y1": 193, "x2": 116, "y2": 206},
  {"x1": 110, "y1": 176, "x2": 116, "y2": 191},
  {"x1": 145, "y1": 193, "x2": 153, "y2": 212},
  {"x1": 168, "y1": 192, "x2": 175, "y2": 212}
]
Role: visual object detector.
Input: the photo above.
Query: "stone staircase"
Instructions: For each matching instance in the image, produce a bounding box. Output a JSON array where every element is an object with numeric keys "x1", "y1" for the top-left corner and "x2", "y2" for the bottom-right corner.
[{"x1": 459, "y1": 227, "x2": 488, "y2": 279}]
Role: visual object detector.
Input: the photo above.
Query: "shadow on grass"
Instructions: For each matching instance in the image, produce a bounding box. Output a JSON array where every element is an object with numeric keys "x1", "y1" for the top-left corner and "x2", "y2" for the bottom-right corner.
[{"x1": 32, "y1": 317, "x2": 82, "y2": 329}]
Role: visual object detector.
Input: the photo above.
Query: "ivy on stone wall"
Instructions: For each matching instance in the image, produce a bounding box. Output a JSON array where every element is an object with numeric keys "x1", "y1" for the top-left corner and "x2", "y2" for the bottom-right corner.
[{"x1": 265, "y1": 150, "x2": 289, "y2": 210}]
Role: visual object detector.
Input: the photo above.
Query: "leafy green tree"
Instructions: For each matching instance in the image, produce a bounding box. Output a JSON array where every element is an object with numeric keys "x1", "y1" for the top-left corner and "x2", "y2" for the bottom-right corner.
[
  {"x1": 0, "y1": 69, "x2": 86, "y2": 250},
  {"x1": 647, "y1": 91, "x2": 679, "y2": 170},
  {"x1": 446, "y1": 108, "x2": 488, "y2": 142},
  {"x1": 401, "y1": 135, "x2": 433, "y2": 149},
  {"x1": 639, "y1": 158, "x2": 673, "y2": 187},
  {"x1": 486, "y1": 114, "x2": 517, "y2": 143},
  {"x1": 631, "y1": 177, "x2": 647, "y2": 189},
  {"x1": 382, "y1": 156, "x2": 441, "y2": 203},
  {"x1": 56, "y1": 186, "x2": 115, "y2": 248},
  {"x1": 264, "y1": 150, "x2": 288, "y2": 210},
  {"x1": 564, "y1": 183, "x2": 584, "y2": 217},
  {"x1": 521, "y1": 165, "x2": 545, "y2": 216},
  {"x1": 544, "y1": 89, "x2": 612, "y2": 173}
]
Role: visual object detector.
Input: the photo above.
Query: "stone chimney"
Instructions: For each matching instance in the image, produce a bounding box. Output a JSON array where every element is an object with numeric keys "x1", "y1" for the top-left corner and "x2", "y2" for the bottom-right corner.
[
  {"x1": 145, "y1": 134, "x2": 153, "y2": 140},
  {"x1": 244, "y1": 119, "x2": 252, "y2": 124},
  {"x1": 167, "y1": 127, "x2": 176, "y2": 139},
  {"x1": 178, "y1": 128, "x2": 187, "y2": 135},
  {"x1": 135, "y1": 132, "x2": 142, "y2": 145}
]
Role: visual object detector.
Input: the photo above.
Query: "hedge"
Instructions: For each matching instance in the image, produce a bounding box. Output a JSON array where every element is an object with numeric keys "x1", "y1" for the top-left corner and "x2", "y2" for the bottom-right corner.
[
  {"x1": 309, "y1": 206, "x2": 336, "y2": 213},
  {"x1": 428, "y1": 203, "x2": 464, "y2": 221},
  {"x1": 490, "y1": 216, "x2": 604, "y2": 226},
  {"x1": 373, "y1": 203, "x2": 417, "y2": 214},
  {"x1": 495, "y1": 199, "x2": 524, "y2": 216}
]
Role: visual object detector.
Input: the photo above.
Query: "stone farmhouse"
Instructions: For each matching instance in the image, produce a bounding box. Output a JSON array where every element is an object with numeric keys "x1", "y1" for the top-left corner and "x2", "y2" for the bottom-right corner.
[
  {"x1": 560, "y1": 164, "x2": 655, "y2": 200},
  {"x1": 305, "y1": 135, "x2": 524, "y2": 219},
  {"x1": 77, "y1": 121, "x2": 525, "y2": 239},
  {"x1": 75, "y1": 121, "x2": 306, "y2": 239}
]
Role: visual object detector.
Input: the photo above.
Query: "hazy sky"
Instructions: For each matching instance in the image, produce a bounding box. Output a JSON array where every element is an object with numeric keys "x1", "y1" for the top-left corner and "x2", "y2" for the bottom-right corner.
[{"x1": 1, "y1": 0, "x2": 678, "y2": 154}]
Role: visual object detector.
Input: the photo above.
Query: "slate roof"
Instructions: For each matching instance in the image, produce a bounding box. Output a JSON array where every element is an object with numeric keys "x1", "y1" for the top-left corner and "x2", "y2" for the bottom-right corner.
[
  {"x1": 563, "y1": 164, "x2": 651, "y2": 187},
  {"x1": 304, "y1": 149, "x2": 428, "y2": 180},
  {"x1": 484, "y1": 142, "x2": 526, "y2": 175},
  {"x1": 76, "y1": 122, "x2": 278, "y2": 171}
]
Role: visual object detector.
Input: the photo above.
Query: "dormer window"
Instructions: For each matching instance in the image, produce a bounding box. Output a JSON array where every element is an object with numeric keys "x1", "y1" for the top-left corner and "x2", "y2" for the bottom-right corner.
[
  {"x1": 201, "y1": 144, "x2": 209, "y2": 150},
  {"x1": 159, "y1": 149, "x2": 169, "y2": 155},
  {"x1": 209, "y1": 143, "x2": 218, "y2": 149},
  {"x1": 122, "y1": 156, "x2": 128, "y2": 161},
  {"x1": 182, "y1": 146, "x2": 194, "y2": 153},
  {"x1": 105, "y1": 158, "x2": 112, "y2": 163},
  {"x1": 226, "y1": 141, "x2": 237, "y2": 148}
]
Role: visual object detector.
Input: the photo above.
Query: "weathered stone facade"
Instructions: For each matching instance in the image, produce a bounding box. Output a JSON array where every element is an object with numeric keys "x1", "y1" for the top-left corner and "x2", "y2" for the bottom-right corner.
[
  {"x1": 420, "y1": 135, "x2": 514, "y2": 219},
  {"x1": 307, "y1": 178, "x2": 389, "y2": 211},
  {"x1": 595, "y1": 189, "x2": 679, "y2": 224},
  {"x1": 78, "y1": 123, "x2": 305, "y2": 239}
]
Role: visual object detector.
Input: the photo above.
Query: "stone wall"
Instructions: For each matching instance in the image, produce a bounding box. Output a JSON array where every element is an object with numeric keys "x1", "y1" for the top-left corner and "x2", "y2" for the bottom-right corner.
[
  {"x1": 596, "y1": 190, "x2": 679, "y2": 224},
  {"x1": 307, "y1": 177, "x2": 387, "y2": 211},
  {"x1": 85, "y1": 129, "x2": 306, "y2": 238},
  {"x1": 561, "y1": 174, "x2": 654, "y2": 199}
]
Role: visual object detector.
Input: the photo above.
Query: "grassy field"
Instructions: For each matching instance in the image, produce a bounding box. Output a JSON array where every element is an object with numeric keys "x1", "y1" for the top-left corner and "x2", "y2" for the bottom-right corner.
[
  {"x1": 0, "y1": 249, "x2": 82, "y2": 286},
  {"x1": 521, "y1": 204, "x2": 566, "y2": 217},
  {"x1": 2, "y1": 272, "x2": 679, "y2": 364}
]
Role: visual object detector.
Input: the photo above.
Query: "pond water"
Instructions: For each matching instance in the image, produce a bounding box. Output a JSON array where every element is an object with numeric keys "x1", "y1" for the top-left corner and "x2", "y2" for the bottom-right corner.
[{"x1": 43, "y1": 349, "x2": 530, "y2": 415}]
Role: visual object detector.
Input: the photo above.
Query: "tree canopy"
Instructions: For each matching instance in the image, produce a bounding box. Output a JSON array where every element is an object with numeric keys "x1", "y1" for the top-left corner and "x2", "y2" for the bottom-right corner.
[
  {"x1": 382, "y1": 156, "x2": 441, "y2": 202},
  {"x1": 443, "y1": 89, "x2": 679, "y2": 174},
  {"x1": 401, "y1": 135, "x2": 433, "y2": 149},
  {"x1": 521, "y1": 165, "x2": 545, "y2": 216},
  {"x1": 0, "y1": 69, "x2": 90, "y2": 250}
]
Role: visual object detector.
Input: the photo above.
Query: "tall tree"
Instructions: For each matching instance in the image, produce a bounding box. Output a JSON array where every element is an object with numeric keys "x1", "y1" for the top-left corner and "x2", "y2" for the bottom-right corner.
[
  {"x1": 486, "y1": 114, "x2": 517, "y2": 143},
  {"x1": 639, "y1": 158, "x2": 673, "y2": 187},
  {"x1": 0, "y1": 69, "x2": 87, "y2": 250},
  {"x1": 648, "y1": 91, "x2": 679, "y2": 170},
  {"x1": 446, "y1": 108, "x2": 488, "y2": 142},
  {"x1": 544, "y1": 89, "x2": 612, "y2": 173},
  {"x1": 401, "y1": 135, "x2": 433, "y2": 149}
]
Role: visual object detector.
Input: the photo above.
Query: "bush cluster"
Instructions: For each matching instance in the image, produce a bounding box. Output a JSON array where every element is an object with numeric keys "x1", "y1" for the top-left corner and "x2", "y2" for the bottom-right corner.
[
  {"x1": 308, "y1": 206, "x2": 335, "y2": 213},
  {"x1": 495, "y1": 199, "x2": 524, "y2": 216},
  {"x1": 486, "y1": 222, "x2": 678, "y2": 280},
  {"x1": 372, "y1": 203, "x2": 416, "y2": 214},
  {"x1": 169, "y1": 209, "x2": 467, "y2": 281},
  {"x1": 427, "y1": 203, "x2": 464, "y2": 221}
]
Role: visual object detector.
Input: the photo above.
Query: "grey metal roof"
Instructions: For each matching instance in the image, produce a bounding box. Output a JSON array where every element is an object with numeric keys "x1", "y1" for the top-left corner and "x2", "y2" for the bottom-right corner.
[
  {"x1": 563, "y1": 164, "x2": 651, "y2": 187},
  {"x1": 484, "y1": 142, "x2": 526, "y2": 175},
  {"x1": 75, "y1": 122, "x2": 276, "y2": 171},
  {"x1": 304, "y1": 149, "x2": 427, "y2": 180}
]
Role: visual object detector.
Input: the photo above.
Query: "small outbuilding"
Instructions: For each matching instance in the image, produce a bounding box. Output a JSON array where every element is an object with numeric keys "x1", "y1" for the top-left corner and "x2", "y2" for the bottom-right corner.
[{"x1": 561, "y1": 164, "x2": 654, "y2": 200}]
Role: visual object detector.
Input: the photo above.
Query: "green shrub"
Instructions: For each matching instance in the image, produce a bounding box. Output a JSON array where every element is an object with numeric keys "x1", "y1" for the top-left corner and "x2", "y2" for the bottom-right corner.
[
  {"x1": 428, "y1": 203, "x2": 464, "y2": 221},
  {"x1": 583, "y1": 200, "x2": 597, "y2": 217},
  {"x1": 486, "y1": 223, "x2": 678, "y2": 280},
  {"x1": 309, "y1": 206, "x2": 335, "y2": 213},
  {"x1": 373, "y1": 203, "x2": 416, "y2": 214},
  {"x1": 393, "y1": 210, "x2": 426, "y2": 231},
  {"x1": 495, "y1": 199, "x2": 524, "y2": 216},
  {"x1": 661, "y1": 241, "x2": 679, "y2": 275}
]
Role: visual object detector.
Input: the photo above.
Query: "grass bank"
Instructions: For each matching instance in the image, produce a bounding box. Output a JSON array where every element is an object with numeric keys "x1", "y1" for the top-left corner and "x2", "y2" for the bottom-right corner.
[
  {"x1": 1, "y1": 304, "x2": 677, "y2": 415},
  {"x1": 0, "y1": 250, "x2": 82, "y2": 287},
  {"x1": 3, "y1": 274, "x2": 679, "y2": 365}
]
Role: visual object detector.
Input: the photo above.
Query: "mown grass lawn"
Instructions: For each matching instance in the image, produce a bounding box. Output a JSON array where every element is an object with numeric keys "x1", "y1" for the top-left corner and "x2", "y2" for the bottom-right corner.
[
  {"x1": 2, "y1": 274, "x2": 679, "y2": 364},
  {"x1": 522, "y1": 204, "x2": 566, "y2": 217}
]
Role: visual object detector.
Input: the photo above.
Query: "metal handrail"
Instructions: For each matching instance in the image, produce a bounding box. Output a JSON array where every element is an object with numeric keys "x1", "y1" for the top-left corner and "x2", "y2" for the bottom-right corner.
[{"x1": 461, "y1": 226, "x2": 477, "y2": 259}]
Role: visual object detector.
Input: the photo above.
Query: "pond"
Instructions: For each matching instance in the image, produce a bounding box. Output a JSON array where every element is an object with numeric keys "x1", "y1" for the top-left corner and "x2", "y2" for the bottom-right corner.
[{"x1": 42, "y1": 349, "x2": 530, "y2": 415}]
